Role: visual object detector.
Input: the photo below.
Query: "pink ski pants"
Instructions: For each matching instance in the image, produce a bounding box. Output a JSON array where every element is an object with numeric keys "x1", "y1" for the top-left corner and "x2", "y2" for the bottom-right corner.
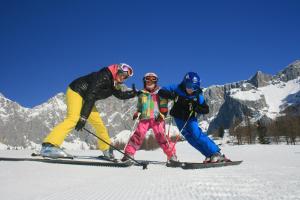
[{"x1": 124, "y1": 119, "x2": 176, "y2": 159}]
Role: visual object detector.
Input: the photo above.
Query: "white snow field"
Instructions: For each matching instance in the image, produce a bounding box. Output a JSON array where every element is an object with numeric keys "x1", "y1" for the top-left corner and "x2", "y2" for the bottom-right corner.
[{"x1": 0, "y1": 142, "x2": 299, "y2": 200}]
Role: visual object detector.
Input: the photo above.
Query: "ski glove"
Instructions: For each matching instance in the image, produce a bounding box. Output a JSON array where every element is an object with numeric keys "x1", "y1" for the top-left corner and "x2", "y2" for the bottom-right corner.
[
  {"x1": 75, "y1": 116, "x2": 87, "y2": 131},
  {"x1": 158, "y1": 89, "x2": 177, "y2": 100},
  {"x1": 132, "y1": 84, "x2": 142, "y2": 96},
  {"x1": 190, "y1": 96, "x2": 209, "y2": 114},
  {"x1": 193, "y1": 103, "x2": 209, "y2": 114},
  {"x1": 155, "y1": 112, "x2": 166, "y2": 122},
  {"x1": 179, "y1": 96, "x2": 203, "y2": 113},
  {"x1": 132, "y1": 112, "x2": 141, "y2": 120}
]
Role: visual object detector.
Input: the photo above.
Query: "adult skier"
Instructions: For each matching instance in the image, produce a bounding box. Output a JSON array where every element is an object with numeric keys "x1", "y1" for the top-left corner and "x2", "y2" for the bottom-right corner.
[
  {"x1": 40, "y1": 63, "x2": 137, "y2": 159},
  {"x1": 121, "y1": 72, "x2": 177, "y2": 163},
  {"x1": 158, "y1": 72, "x2": 229, "y2": 163}
]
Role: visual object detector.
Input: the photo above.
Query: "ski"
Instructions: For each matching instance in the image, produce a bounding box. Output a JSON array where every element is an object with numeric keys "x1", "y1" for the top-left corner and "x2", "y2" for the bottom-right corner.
[
  {"x1": 32, "y1": 153, "x2": 118, "y2": 162},
  {"x1": 166, "y1": 160, "x2": 243, "y2": 169},
  {"x1": 166, "y1": 160, "x2": 182, "y2": 168},
  {"x1": 95, "y1": 156, "x2": 164, "y2": 166},
  {"x1": 0, "y1": 156, "x2": 132, "y2": 168},
  {"x1": 28, "y1": 153, "x2": 242, "y2": 169},
  {"x1": 181, "y1": 160, "x2": 243, "y2": 169},
  {"x1": 96, "y1": 155, "x2": 119, "y2": 163},
  {"x1": 31, "y1": 153, "x2": 148, "y2": 169},
  {"x1": 31, "y1": 152, "x2": 74, "y2": 160}
]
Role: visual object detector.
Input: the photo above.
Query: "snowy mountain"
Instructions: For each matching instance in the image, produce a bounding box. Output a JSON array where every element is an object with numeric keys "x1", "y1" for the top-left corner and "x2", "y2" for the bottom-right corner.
[
  {"x1": 0, "y1": 92, "x2": 137, "y2": 149},
  {"x1": 205, "y1": 60, "x2": 300, "y2": 134},
  {"x1": 0, "y1": 60, "x2": 299, "y2": 148}
]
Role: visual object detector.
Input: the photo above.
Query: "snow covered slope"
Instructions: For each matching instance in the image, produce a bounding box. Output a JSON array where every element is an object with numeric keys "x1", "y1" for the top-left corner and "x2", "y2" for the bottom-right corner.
[{"x1": 0, "y1": 143, "x2": 299, "y2": 200}]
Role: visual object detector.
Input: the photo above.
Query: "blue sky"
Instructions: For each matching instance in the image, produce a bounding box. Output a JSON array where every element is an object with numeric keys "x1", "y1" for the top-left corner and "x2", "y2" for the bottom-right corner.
[{"x1": 0, "y1": 0, "x2": 299, "y2": 108}]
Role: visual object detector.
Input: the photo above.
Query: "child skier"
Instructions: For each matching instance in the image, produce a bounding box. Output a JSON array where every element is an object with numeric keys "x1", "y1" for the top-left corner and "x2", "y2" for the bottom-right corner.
[
  {"x1": 158, "y1": 72, "x2": 230, "y2": 163},
  {"x1": 40, "y1": 63, "x2": 137, "y2": 159},
  {"x1": 121, "y1": 72, "x2": 177, "y2": 163}
]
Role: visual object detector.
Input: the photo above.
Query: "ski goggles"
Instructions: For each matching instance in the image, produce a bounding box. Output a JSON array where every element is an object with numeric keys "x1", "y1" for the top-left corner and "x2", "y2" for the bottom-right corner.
[
  {"x1": 145, "y1": 76, "x2": 158, "y2": 82},
  {"x1": 118, "y1": 63, "x2": 133, "y2": 78},
  {"x1": 185, "y1": 82, "x2": 198, "y2": 91}
]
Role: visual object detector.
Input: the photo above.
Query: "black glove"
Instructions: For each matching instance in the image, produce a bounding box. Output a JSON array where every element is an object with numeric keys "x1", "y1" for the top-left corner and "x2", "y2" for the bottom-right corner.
[
  {"x1": 75, "y1": 116, "x2": 87, "y2": 131},
  {"x1": 132, "y1": 84, "x2": 142, "y2": 96},
  {"x1": 193, "y1": 100, "x2": 209, "y2": 114},
  {"x1": 169, "y1": 91, "x2": 177, "y2": 100},
  {"x1": 158, "y1": 89, "x2": 176, "y2": 100}
]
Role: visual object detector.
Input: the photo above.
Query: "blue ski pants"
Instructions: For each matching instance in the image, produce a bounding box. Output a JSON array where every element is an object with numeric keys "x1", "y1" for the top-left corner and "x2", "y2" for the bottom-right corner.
[{"x1": 174, "y1": 117, "x2": 220, "y2": 158}]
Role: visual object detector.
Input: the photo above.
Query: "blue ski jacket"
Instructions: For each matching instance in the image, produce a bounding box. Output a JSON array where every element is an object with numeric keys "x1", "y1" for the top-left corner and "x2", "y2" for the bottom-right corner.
[{"x1": 158, "y1": 82, "x2": 209, "y2": 120}]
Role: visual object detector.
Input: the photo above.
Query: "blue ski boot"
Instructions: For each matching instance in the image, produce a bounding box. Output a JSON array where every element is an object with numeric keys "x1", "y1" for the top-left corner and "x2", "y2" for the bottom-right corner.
[
  {"x1": 40, "y1": 143, "x2": 73, "y2": 159},
  {"x1": 102, "y1": 147, "x2": 115, "y2": 159}
]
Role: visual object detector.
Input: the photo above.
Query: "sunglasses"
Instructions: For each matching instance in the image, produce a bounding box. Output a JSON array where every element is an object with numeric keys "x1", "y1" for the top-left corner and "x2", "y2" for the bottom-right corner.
[
  {"x1": 118, "y1": 63, "x2": 133, "y2": 77},
  {"x1": 145, "y1": 76, "x2": 157, "y2": 82}
]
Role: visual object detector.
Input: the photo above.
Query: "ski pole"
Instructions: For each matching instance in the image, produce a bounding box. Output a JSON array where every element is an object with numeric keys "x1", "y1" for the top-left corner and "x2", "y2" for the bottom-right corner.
[
  {"x1": 167, "y1": 117, "x2": 174, "y2": 140},
  {"x1": 169, "y1": 111, "x2": 194, "y2": 155},
  {"x1": 167, "y1": 118, "x2": 171, "y2": 139},
  {"x1": 129, "y1": 113, "x2": 141, "y2": 139},
  {"x1": 83, "y1": 128, "x2": 148, "y2": 170},
  {"x1": 163, "y1": 118, "x2": 172, "y2": 148},
  {"x1": 123, "y1": 113, "x2": 140, "y2": 151},
  {"x1": 111, "y1": 114, "x2": 139, "y2": 145}
]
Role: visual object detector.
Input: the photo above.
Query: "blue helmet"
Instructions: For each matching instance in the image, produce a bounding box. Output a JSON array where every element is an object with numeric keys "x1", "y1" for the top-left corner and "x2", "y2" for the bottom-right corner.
[{"x1": 183, "y1": 72, "x2": 201, "y2": 91}]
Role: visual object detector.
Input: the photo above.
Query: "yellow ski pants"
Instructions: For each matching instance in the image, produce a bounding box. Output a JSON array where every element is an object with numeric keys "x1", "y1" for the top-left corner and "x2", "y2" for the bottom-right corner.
[{"x1": 43, "y1": 87, "x2": 111, "y2": 151}]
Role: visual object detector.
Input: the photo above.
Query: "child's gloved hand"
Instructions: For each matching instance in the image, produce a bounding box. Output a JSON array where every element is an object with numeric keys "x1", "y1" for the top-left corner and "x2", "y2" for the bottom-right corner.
[
  {"x1": 132, "y1": 84, "x2": 142, "y2": 96},
  {"x1": 155, "y1": 112, "x2": 166, "y2": 122},
  {"x1": 132, "y1": 112, "x2": 141, "y2": 120}
]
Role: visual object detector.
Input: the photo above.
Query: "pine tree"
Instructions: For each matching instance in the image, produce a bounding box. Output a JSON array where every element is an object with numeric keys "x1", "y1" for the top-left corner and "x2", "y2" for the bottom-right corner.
[{"x1": 218, "y1": 126, "x2": 225, "y2": 138}]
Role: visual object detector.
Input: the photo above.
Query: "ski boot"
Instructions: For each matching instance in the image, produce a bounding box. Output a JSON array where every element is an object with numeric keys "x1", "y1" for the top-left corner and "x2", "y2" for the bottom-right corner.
[
  {"x1": 204, "y1": 152, "x2": 230, "y2": 163},
  {"x1": 203, "y1": 157, "x2": 211, "y2": 163},
  {"x1": 121, "y1": 154, "x2": 135, "y2": 165},
  {"x1": 40, "y1": 143, "x2": 73, "y2": 159},
  {"x1": 166, "y1": 155, "x2": 181, "y2": 167},
  {"x1": 100, "y1": 147, "x2": 117, "y2": 162}
]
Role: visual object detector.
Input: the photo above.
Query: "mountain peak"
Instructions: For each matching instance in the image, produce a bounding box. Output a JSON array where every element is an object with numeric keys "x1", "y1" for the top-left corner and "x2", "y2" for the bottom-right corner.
[
  {"x1": 290, "y1": 60, "x2": 300, "y2": 67},
  {"x1": 49, "y1": 92, "x2": 65, "y2": 101},
  {"x1": 276, "y1": 60, "x2": 300, "y2": 82},
  {"x1": 248, "y1": 70, "x2": 272, "y2": 88}
]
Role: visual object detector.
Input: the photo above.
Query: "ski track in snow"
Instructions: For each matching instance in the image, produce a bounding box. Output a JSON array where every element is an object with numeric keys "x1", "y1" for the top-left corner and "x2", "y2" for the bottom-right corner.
[{"x1": 0, "y1": 143, "x2": 300, "y2": 200}]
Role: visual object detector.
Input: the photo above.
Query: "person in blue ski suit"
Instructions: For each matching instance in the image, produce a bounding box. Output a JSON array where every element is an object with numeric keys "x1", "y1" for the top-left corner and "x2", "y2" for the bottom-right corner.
[{"x1": 158, "y1": 72, "x2": 228, "y2": 163}]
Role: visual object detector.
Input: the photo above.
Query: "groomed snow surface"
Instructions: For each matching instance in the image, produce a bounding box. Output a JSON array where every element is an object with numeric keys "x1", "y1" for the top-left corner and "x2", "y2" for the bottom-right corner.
[{"x1": 0, "y1": 142, "x2": 299, "y2": 200}]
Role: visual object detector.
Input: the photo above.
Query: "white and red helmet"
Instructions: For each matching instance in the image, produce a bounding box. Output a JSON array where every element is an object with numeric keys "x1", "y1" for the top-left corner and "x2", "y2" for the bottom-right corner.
[{"x1": 143, "y1": 72, "x2": 158, "y2": 82}]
